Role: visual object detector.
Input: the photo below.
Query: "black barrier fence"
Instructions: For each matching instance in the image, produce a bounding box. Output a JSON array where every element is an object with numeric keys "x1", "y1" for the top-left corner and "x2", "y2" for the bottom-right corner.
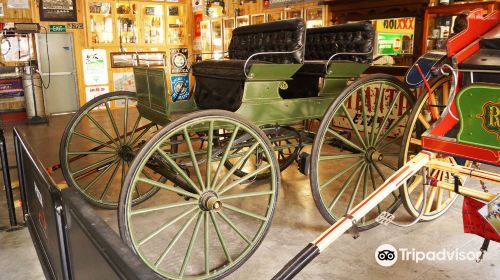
[
  {"x1": 13, "y1": 127, "x2": 161, "y2": 280},
  {"x1": 1, "y1": 128, "x2": 22, "y2": 231}
]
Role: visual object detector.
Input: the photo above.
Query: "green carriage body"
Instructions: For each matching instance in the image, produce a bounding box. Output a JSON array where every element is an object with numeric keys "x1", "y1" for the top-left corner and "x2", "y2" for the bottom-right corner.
[{"x1": 134, "y1": 62, "x2": 369, "y2": 127}]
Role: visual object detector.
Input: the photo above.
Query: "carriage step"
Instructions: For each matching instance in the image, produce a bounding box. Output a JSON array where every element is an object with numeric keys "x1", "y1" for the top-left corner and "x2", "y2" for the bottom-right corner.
[
  {"x1": 376, "y1": 211, "x2": 395, "y2": 226},
  {"x1": 298, "y1": 152, "x2": 310, "y2": 176}
]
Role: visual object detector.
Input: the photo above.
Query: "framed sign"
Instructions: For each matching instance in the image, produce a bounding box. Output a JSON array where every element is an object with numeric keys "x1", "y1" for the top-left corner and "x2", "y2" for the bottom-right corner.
[
  {"x1": 39, "y1": 0, "x2": 77, "y2": 22},
  {"x1": 170, "y1": 48, "x2": 188, "y2": 74},
  {"x1": 137, "y1": 52, "x2": 166, "y2": 67},
  {"x1": 170, "y1": 75, "x2": 190, "y2": 102},
  {"x1": 82, "y1": 49, "x2": 108, "y2": 86},
  {"x1": 110, "y1": 52, "x2": 136, "y2": 68}
]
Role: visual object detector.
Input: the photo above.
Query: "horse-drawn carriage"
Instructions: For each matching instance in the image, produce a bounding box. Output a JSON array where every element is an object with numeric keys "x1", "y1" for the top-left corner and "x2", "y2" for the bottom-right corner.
[{"x1": 57, "y1": 9, "x2": 498, "y2": 280}]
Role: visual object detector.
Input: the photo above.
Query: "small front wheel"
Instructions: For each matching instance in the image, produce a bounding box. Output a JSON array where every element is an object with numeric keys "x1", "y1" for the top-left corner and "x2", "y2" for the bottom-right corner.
[{"x1": 119, "y1": 110, "x2": 280, "y2": 279}]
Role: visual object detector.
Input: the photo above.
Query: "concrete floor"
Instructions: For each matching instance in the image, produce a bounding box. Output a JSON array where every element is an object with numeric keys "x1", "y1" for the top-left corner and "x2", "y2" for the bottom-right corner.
[{"x1": 0, "y1": 114, "x2": 498, "y2": 280}]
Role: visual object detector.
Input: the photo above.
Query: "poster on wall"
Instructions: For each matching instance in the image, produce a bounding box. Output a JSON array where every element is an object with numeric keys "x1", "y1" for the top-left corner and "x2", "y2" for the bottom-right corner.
[
  {"x1": 113, "y1": 72, "x2": 136, "y2": 92},
  {"x1": 85, "y1": 86, "x2": 109, "y2": 104},
  {"x1": 192, "y1": 0, "x2": 203, "y2": 12},
  {"x1": 82, "y1": 49, "x2": 109, "y2": 86},
  {"x1": 377, "y1": 33, "x2": 402, "y2": 55},
  {"x1": 194, "y1": 12, "x2": 203, "y2": 37},
  {"x1": 0, "y1": 4, "x2": 4, "y2": 17},
  {"x1": 170, "y1": 48, "x2": 189, "y2": 74},
  {"x1": 170, "y1": 75, "x2": 190, "y2": 102},
  {"x1": 39, "y1": 0, "x2": 77, "y2": 22}
]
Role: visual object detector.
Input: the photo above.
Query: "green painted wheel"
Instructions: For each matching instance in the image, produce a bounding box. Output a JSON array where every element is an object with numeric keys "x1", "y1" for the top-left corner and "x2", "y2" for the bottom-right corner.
[
  {"x1": 399, "y1": 76, "x2": 469, "y2": 220},
  {"x1": 310, "y1": 74, "x2": 415, "y2": 230},
  {"x1": 60, "y1": 92, "x2": 161, "y2": 209},
  {"x1": 224, "y1": 125, "x2": 302, "y2": 180},
  {"x1": 119, "y1": 110, "x2": 279, "y2": 279}
]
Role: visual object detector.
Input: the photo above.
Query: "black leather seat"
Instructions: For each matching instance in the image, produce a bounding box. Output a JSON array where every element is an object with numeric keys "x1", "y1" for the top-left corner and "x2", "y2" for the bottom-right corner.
[
  {"x1": 192, "y1": 19, "x2": 306, "y2": 111},
  {"x1": 280, "y1": 22, "x2": 374, "y2": 99}
]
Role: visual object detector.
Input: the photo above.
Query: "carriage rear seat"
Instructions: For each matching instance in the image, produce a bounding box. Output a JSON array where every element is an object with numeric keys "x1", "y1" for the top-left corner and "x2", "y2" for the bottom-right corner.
[
  {"x1": 192, "y1": 19, "x2": 305, "y2": 111},
  {"x1": 301, "y1": 22, "x2": 375, "y2": 75},
  {"x1": 281, "y1": 22, "x2": 374, "y2": 99},
  {"x1": 459, "y1": 24, "x2": 500, "y2": 84}
]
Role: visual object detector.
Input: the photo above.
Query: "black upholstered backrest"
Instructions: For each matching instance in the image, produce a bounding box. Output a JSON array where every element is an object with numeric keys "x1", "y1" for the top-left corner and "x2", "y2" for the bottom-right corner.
[
  {"x1": 305, "y1": 22, "x2": 374, "y2": 63},
  {"x1": 228, "y1": 19, "x2": 306, "y2": 64}
]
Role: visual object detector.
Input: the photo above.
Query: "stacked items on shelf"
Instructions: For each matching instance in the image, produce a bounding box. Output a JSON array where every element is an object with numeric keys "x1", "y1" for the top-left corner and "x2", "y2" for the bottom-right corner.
[{"x1": 0, "y1": 70, "x2": 24, "y2": 113}]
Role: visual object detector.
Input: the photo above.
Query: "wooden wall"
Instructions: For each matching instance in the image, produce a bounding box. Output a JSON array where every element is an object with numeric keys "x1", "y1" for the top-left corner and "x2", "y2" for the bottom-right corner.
[{"x1": 0, "y1": 0, "x2": 32, "y2": 22}]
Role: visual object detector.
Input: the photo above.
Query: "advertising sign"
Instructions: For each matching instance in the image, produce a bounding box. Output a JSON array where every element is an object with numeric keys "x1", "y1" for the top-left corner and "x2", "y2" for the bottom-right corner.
[
  {"x1": 377, "y1": 33, "x2": 402, "y2": 55},
  {"x1": 170, "y1": 75, "x2": 190, "y2": 101},
  {"x1": 82, "y1": 49, "x2": 108, "y2": 86},
  {"x1": 170, "y1": 48, "x2": 189, "y2": 74},
  {"x1": 375, "y1": 18, "x2": 415, "y2": 35},
  {"x1": 85, "y1": 85, "x2": 109, "y2": 104}
]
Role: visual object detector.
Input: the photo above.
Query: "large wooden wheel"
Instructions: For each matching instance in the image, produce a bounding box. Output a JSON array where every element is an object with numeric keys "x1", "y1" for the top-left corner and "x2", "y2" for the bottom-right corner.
[
  {"x1": 310, "y1": 74, "x2": 415, "y2": 230},
  {"x1": 119, "y1": 110, "x2": 279, "y2": 279},
  {"x1": 60, "y1": 92, "x2": 161, "y2": 208},
  {"x1": 399, "y1": 76, "x2": 471, "y2": 220}
]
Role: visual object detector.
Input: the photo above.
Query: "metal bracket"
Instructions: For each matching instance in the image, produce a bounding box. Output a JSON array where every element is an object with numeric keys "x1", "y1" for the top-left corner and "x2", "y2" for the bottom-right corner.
[{"x1": 345, "y1": 214, "x2": 360, "y2": 239}]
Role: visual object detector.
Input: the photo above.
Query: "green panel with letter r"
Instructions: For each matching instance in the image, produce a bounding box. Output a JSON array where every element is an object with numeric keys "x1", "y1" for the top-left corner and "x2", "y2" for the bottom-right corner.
[{"x1": 457, "y1": 84, "x2": 500, "y2": 150}]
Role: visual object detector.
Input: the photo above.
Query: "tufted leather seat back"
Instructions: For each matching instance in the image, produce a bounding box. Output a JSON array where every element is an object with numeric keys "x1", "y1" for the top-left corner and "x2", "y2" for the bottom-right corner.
[
  {"x1": 305, "y1": 22, "x2": 374, "y2": 63},
  {"x1": 228, "y1": 19, "x2": 306, "y2": 64}
]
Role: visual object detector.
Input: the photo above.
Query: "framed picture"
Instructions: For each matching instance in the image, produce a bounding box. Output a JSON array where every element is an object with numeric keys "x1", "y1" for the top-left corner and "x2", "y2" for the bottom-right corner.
[
  {"x1": 110, "y1": 52, "x2": 137, "y2": 68},
  {"x1": 39, "y1": 0, "x2": 77, "y2": 22},
  {"x1": 137, "y1": 52, "x2": 166, "y2": 67},
  {"x1": 168, "y1": 6, "x2": 179, "y2": 16}
]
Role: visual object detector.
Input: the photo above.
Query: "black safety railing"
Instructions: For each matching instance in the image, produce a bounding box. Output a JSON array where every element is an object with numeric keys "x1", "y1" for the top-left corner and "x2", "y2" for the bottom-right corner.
[
  {"x1": 13, "y1": 127, "x2": 161, "y2": 280},
  {"x1": 0, "y1": 128, "x2": 23, "y2": 231}
]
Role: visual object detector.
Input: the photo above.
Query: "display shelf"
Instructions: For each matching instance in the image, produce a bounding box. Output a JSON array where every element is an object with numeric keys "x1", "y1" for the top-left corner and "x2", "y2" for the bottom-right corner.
[
  {"x1": 211, "y1": 19, "x2": 224, "y2": 59},
  {"x1": 305, "y1": 7, "x2": 324, "y2": 28},
  {"x1": 422, "y1": 0, "x2": 499, "y2": 52},
  {"x1": 86, "y1": 0, "x2": 188, "y2": 48},
  {"x1": 236, "y1": 15, "x2": 250, "y2": 27},
  {"x1": 116, "y1": 2, "x2": 138, "y2": 45},
  {"x1": 251, "y1": 14, "x2": 266, "y2": 25},
  {"x1": 266, "y1": 11, "x2": 283, "y2": 22},
  {"x1": 223, "y1": 17, "x2": 235, "y2": 53},
  {"x1": 167, "y1": 4, "x2": 186, "y2": 45},
  {"x1": 285, "y1": 8, "x2": 303, "y2": 19},
  {"x1": 200, "y1": 20, "x2": 212, "y2": 59},
  {"x1": 88, "y1": 1, "x2": 114, "y2": 44},
  {"x1": 142, "y1": 4, "x2": 164, "y2": 44}
]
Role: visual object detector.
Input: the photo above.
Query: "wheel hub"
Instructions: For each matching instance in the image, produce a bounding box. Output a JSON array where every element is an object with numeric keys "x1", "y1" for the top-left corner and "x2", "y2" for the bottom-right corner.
[
  {"x1": 118, "y1": 145, "x2": 135, "y2": 162},
  {"x1": 366, "y1": 148, "x2": 383, "y2": 163},
  {"x1": 199, "y1": 191, "x2": 222, "y2": 212}
]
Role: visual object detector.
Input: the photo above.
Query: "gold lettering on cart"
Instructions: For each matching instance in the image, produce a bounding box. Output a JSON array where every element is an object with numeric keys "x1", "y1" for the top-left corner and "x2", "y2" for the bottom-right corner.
[{"x1": 479, "y1": 100, "x2": 500, "y2": 140}]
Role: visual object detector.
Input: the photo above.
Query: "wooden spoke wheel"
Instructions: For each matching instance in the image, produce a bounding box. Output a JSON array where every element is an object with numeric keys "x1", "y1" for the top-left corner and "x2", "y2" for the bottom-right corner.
[
  {"x1": 119, "y1": 110, "x2": 279, "y2": 279},
  {"x1": 399, "y1": 76, "x2": 470, "y2": 220},
  {"x1": 60, "y1": 92, "x2": 161, "y2": 208},
  {"x1": 310, "y1": 74, "x2": 415, "y2": 230},
  {"x1": 224, "y1": 125, "x2": 302, "y2": 180}
]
